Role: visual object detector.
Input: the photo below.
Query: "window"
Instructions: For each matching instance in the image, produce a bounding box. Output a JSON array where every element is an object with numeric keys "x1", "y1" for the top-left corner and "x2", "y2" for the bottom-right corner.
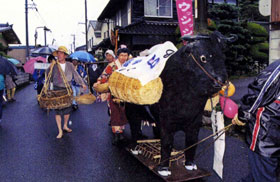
[
  {"x1": 121, "y1": 6, "x2": 128, "y2": 26},
  {"x1": 116, "y1": 10, "x2": 122, "y2": 26},
  {"x1": 128, "y1": 0, "x2": 131, "y2": 24},
  {"x1": 95, "y1": 32, "x2": 101, "y2": 38},
  {"x1": 144, "y1": 0, "x2": 172, "y2": 18}
]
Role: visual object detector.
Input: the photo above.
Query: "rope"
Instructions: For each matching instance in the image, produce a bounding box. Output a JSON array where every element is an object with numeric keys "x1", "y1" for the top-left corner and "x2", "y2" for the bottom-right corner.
[
  {"x1": 38, "y1": 60, "x2": 55, "y2": 101},
  {"x1": 151, "y1": 123, "x2": 233, "y2": 170},
  {"x1": 189, "y1": 53, "x2": 226, "y2": 87},
  {"x1": 195, "y1": 128, "x2": 226, "y2": 159},
  {"x1": 86, "y1": 64, "x2": 91, "y2": 94},
  {"x1": 38, "y1": 60, "x2": 72, "y2": 101},
  {"x1": 56, "y1": 61, "x2": 72, "y2": 96}
]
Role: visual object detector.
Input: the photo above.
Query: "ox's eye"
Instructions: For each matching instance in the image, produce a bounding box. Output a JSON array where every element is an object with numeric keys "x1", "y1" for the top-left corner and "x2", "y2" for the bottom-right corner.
[{"x1": 200, "y1": 55, "x2": 207, "y2": 63}]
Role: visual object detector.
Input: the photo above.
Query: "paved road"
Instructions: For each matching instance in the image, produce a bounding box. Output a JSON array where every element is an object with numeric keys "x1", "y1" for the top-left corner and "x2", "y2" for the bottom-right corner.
[{"x1": 0, "y1": 82, "x2": 275, "y2": 182}]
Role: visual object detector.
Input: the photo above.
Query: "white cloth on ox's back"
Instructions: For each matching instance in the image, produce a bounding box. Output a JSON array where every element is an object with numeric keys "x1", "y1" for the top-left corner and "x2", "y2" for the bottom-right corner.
[{"x1": 116, "y1": 41, "x2": 178, "y2": 86}]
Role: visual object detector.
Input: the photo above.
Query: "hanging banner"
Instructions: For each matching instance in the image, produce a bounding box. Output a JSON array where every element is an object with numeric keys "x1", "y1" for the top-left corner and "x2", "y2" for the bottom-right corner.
[{"x1": 176, "y1": 0, "x2": 194, "y2": 36}]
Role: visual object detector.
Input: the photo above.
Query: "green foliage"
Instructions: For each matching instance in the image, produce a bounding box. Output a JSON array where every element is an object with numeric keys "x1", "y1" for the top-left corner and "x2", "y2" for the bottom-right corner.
[
  {"x1": 208, "y1": 2, "x2": 269, "y2": 76},
  {"x1": 208, "y1": 3, "x2": 239, "y2": 21},
  {"x1": 207, "y1": 19, "x2": 217, "y2": 31},
  {"x1": 239, "y1": 0, "x2": 269, "y2": 22},
  {"x1": 0, "y1": 42, "x2": 8, "y2": 57},
  {"x1": 217, "y1": 24, "x2": 232, "y2": 32},
  {"x1": 247, "y1": 22, "x2": 268, "y2": 37},
  {"x1": 175, "y1": 26, "x2": 184, "y2": 49},
  {"x1": 250, "y1": 42, "x2": 269, "y2": 61}
]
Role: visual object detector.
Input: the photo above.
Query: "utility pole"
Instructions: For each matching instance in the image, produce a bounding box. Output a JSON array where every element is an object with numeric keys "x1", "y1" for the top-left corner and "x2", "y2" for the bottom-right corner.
[
  {"x1": 71, "y1": 34, "x2": 76, "y2": 51},
  {"x1": 44, "y1": 26, "x2": 51, "y2": 46},
  {"x1": 85, "y1": 0, "x2": 88, "y2": 52},
  {"x1": 34, "y1": 30, "x2": 37, "y2": 46},
  {"x1": 34, "y1": 26, "x2": 51, "y2": 46},
  {"x1": 52, "y1": 38, "x2": 56, "y2": 45},
  {"x1": 25, "y1": 0, "x2": 30, "y2": 59},
  {"x1": 194, "y1": 0, "x2": 208, "y2": 33}
]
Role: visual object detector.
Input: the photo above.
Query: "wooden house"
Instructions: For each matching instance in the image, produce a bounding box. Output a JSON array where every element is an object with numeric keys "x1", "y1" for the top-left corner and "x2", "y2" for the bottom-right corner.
[{"x1": 95, "y1": 0, "x2": 179, "y2": 55}]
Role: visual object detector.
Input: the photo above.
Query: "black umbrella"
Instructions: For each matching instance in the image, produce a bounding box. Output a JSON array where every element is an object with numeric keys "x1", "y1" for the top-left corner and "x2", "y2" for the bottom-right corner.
[
  {"x1": 31, "y1": 46, "x2": 55, "y2": 55},
  {"x1": 0, "y1": 57, "x2": 18, "y2": 75}
]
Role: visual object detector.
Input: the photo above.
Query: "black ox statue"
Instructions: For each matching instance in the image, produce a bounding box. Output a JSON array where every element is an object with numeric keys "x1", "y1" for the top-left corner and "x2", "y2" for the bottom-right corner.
[{"x1": 125, "y1": 31, "x2": 236, "y2": 176}]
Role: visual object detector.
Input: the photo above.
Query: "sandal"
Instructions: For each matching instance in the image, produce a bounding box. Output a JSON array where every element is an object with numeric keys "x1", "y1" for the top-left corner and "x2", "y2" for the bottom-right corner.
[{"x1": 63, "y1": 127, "x2": 72, "y2": 133}]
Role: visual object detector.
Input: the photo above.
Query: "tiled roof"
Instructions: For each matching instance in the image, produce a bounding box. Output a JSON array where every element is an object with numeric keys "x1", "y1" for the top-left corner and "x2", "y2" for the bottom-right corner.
[
  {"x1": 98, "y1": 0, "x2": 128, "y2": 20},
  {"x1": 89, "y1": 21, "x2": 97, "y2": 29},
  {"x1": 89, "y1": 20, "x2": 102, "y2": 31},
  {"x1": 0, "y1": 23, "x2": 21, "y2": 44},
  {"x1": 118, "y1": 20, "x2": 178, "y2": 35}
]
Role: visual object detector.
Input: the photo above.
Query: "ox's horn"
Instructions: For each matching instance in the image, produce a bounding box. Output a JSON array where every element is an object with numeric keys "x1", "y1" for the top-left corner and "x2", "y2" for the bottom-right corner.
[
  {"x1": 181, "y1": 35, "x2": 209, "y2": 42},
  {"x1": 224, "y1": 34, "x2": 238, "y2": 43}
]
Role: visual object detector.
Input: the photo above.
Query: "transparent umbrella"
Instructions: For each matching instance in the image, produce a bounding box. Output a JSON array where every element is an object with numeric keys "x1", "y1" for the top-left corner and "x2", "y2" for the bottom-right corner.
[{"x1": 31, "y1": 46, "x2": 56, "y2": 56}]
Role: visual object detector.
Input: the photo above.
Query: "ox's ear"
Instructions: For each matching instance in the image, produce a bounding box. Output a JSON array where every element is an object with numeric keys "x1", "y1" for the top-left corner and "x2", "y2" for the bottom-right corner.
[
  {"x1": 180, "y1": 44, "x2": 192, "y2": 56},
  {"x1": 210, "y1": 31, "x2": 238, "y2": 50},
  {"x1": 210, "y1": 31, "x2": 227, "y2": 50}
]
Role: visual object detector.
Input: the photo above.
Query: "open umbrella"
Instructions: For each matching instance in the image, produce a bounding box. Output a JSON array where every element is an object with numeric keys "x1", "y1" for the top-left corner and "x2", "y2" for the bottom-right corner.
[
  {"x1": 8, "y1": 58, "x2": 20, "y2": 65},
  {"x1": 23, "y1": 56, "x2": 46, "y2": 74},
  {"x1": 31, "y1": 46, "x2": 56, "y2": 56},
  {"x1": 0, "y1": 57, "x2": 18, "y2": 75},
  {"x1": 69, "y1": 51, "x2": 96, "y2": 63}
]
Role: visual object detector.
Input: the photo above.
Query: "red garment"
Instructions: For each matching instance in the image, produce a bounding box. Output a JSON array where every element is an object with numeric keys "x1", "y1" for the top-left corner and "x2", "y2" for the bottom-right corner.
[
  {"x1": 97, "y1": 60, "x2": 128, "y2": 127},
  {"x1": 109, "y1": 97, "x2": 127, "y2": 127}
]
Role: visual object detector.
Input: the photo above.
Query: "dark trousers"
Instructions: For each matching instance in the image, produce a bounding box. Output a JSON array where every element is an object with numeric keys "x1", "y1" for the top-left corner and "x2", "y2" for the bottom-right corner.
[
  {"x1": 242, "y1": 149, "x2": 279, "y2": 182},
  {"x1": 0, "y1": 89, "x2": 3, "y2": 119}
]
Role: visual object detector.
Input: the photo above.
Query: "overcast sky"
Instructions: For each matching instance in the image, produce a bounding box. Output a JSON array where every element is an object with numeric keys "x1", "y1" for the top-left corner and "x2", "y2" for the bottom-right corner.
[{"x1": 0, "y1": 0, "x2": 109, "y2": 50}]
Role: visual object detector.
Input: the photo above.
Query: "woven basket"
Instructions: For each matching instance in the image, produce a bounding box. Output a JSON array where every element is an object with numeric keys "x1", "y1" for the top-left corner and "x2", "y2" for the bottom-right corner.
[
  {"x1": 108, "y1": 72, "x2": 163, "y2": 105},
  {"x1": 95, "y1": 83, "x2": 109, "y2": 93},
  {"x1": 38, "y1": 61, "x2": 73, "y2": 109},
  {"x1": 39, "y1": 89, "x2": 73, "y2": 109},
  {"x1": 75, "y1": 93, "x2": 96, "y2": 104}
]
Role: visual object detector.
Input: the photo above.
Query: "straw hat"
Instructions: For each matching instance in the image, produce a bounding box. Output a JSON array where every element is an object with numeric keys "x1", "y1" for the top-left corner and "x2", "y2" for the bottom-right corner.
[{"x1": 53, "y1": 46, "x2": 69, "y2": 56}]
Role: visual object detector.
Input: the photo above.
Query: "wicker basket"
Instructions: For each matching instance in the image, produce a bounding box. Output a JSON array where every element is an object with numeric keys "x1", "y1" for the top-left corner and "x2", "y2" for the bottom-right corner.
[
  {"x1": 75, "y1": 93, "x2": 96, "y2": 104},
  {"x1": 39, "y1": 89, "x2": 73, "y2": 109},
  {"x1": 38, "y1": 61, "x2": 73, "y2": 109},
  {"x1": 108, "y1": 71, "x2": 163, "y2": 105}
]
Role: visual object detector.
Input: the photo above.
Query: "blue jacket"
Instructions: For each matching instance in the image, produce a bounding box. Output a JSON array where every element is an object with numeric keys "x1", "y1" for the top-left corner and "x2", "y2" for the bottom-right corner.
[
  {"x1": 0, "y1": 74, "x2": 4, "y2": 90},
  {"x1": 72, "y1": 65, "x2": 86, "y2": 86}
]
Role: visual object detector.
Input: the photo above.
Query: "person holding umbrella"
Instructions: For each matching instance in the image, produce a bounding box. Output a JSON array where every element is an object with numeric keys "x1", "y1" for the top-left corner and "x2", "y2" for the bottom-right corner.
[
  {"x1": 5, "y1": 74, "x2": 16, "y2": 102},
  {"x1": 0, "y1": 74, "x2": 4, "y2": 124},
  {"x1": 0, "y1": 57, "x2": 18, "y2": 122},
  {"x1": 71, "y1": 58, "x2": 86, "y2": 110},
  {"x1": 49, "y1": 46, "x2": 87, "y2": 139}
]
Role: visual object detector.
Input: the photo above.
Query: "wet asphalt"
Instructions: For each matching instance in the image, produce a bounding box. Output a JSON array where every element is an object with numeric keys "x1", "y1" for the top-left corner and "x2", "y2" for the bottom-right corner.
[{"x1": 0, "y1": 79, "x2": 277, "y2": 182}]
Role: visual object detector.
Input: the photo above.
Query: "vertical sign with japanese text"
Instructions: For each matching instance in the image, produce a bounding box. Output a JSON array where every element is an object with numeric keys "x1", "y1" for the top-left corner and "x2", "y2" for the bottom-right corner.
[{"x1": 176, "y1": 0, "x2": 194, "y2": 36}]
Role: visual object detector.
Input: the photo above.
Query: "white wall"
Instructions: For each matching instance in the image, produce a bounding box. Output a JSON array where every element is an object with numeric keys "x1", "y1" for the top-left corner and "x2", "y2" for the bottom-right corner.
[{"x1": 269, "y1": 30, "x2": 280, "y2": 64}]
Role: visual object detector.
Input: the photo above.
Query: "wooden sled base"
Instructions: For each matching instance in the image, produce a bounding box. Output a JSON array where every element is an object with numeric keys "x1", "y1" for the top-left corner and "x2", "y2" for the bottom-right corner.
[{"x1": 126, "y1": 139, "x2": 211, "y2": 182}]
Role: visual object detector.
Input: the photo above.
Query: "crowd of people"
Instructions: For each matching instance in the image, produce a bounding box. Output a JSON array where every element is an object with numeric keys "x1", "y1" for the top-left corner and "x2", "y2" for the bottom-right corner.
[{"x1": 32, "y1": 45, "x2": 131, "y2": 140}]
